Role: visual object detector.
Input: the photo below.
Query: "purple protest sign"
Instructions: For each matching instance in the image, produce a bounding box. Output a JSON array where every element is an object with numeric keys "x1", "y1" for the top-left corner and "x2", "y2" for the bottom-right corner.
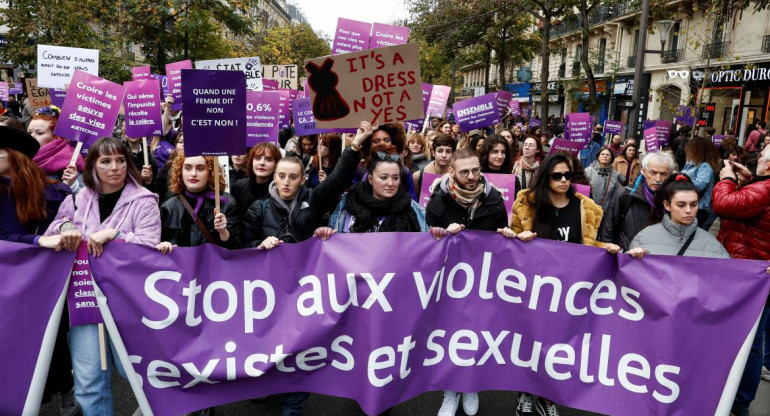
[
  {"x1": 67, "y1": 242, "x2": 103, "y2": 326},
  {"x1": 181, "y1": 70, "x2": 247, "y2": 156},
  {"x1": 604, "y1": 120, "x2": 624, "y2": 136},
  {"x1": 453, "y1": 93, "x2": 500, "y2": 132},
  {"x1": 54, "y1": 70, "x2": 125, "y2": 151},
  {"x1": 0, "y1": 241, "x2": 75, "y2": 415},
  {"x1": 165, "y1": 60, "x2": 192, "y2": 111},
  {"x1": 644, "y1": 126, "x2": 659, "y2": 153},
  {"x1": 509, "y1": 99, "x2": 521, "y2": 117},
  {"x1": 292, "y1": 97, "x2": 357, "y2": 136},
  {"x1": 565, "y1": 113, "x2": 592, "y2": 142},
  {"x1": 132, "y1": 65, "x2": 152, "y2": 81},
  {"x1": 276, "y1": 89, "x2": 290, "y2": 130},
  {"x1": 529, "y1": 118, "x2": 541, "y2": 128},
  {"x1": 0, "y1": 82, "x2": 8, "y2": 100},
  {"x1": 151, "y1": 74, "x2": 169, "y2": 99},
  {"x1": 418, "y1": 172, "x2": 442, "y2": 209},
  {"x1": 262, "y1": 79, "x2": 279, "y2": 91},
  {"x1": 495, "y1": 90, "x2": 513, "y2": 118},
  {"x1": 484, "y1": 173, "x2": 515, "y2": 223},
  {"x1": 369, "y1": 22, "x2": 410, "y2": 49},
  {"x1": 573, "y1": 183, "x2": 591, "y2": 197},
  {"x1": 90, "y1": 233, "x2": 770, "y2": 416},
  {"x1": 124, "y1": 79, "x2": 163, "y2": 138},
  {"x1": 246, "y1": 91, "x2": 280, "y2": 146},
  {"x1": 333, "y1": 17, "x2": 372, "y2": 54},
  {"x1": 713, "y1": 134, "x2": 726, "y2": 147},
  {"x1": 549, "y1": 138, "x2": 585, "y2": 156},
  {"x1": 49, "y1": 89, "x2": 67, "y2": 108},
  {"x1": 655, "y1": 119, "x2": 672, "y2": 147}
]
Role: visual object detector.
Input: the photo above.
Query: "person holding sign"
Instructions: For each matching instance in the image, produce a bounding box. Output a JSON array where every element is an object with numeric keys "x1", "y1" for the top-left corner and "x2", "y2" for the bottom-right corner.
[
  {"x1": 156, "y1": 152, "x2": 240, "y2": 252},
  {"x1": 44, "y1": 137, "x2": 161, "y2": 416},
  {"x1": 28, "y1": 106, "x2": 85, "y2": 193}
]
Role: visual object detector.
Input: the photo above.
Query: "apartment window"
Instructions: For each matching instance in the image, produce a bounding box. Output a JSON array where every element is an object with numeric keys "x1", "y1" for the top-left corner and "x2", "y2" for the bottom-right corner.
[{"x1": 597, "y1": 38, "x2": 606, "y2": 74}]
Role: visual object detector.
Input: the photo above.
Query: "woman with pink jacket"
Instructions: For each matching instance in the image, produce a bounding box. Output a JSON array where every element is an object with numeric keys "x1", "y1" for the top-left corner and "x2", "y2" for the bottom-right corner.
[{"x1": 45, "y1": 137, "x2": 160, "y2": 415}]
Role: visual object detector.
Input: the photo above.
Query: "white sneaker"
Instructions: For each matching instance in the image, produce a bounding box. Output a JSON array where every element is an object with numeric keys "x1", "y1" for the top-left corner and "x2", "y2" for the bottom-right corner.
[
  {"x1": 462, "y1": 392, "x2": 479, "y2": 416},
  {"x1": 762, "y1": 366, "x2": 770, "y2": 382},
  {"x1": 438, "y1": 390, "x2": 460, "y2": 416}
]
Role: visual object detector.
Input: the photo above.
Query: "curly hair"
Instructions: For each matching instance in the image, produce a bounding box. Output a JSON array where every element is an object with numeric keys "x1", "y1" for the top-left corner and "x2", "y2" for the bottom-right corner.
[{"x1": 169, "y1": 151, "x2": 227, "y2": 194}]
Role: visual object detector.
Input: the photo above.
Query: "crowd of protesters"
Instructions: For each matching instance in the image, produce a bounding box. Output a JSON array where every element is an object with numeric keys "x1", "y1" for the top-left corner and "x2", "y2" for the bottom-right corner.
[{"x1": 3, "y1": 92, "x2": 770, "y2": 416}]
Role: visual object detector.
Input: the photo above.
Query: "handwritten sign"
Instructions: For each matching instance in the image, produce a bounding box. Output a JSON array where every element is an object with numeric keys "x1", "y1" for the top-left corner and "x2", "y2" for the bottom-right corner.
[
  {"x1": 196, "y1": 57, "x2": 263, "y2": 91},
  {"x1": 332, "y1": 18, "x2": 372, "y2": 55},
  {"x1": 36, "y1": 45, "x2": 99, "y2": 89},
  {"x1": 305, "y1": 43, "x2": 423, "y2": 128}
]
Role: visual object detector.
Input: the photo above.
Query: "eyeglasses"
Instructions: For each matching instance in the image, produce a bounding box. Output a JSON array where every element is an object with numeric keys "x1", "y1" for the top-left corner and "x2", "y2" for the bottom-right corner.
[
  {"x1": 550, "y1": 172, "x2": 573, "y2": 181},
  {"x1": 375, "y1": 151, "x2": 400, "y2": 162},
  {"x1": 457, "y1": 167, "x2": 481, "y2": 178}
]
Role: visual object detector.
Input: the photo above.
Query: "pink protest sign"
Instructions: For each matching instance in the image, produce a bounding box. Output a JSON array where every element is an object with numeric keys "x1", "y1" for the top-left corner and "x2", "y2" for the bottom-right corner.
[
  {"x1": 165, "y1": 60, "x2": 192, "y2": 111},
  {"x1": 124, "y1": 79, "x2": 163, "y2": 138},
  {"x1": 484, "y1": 173, "x2": 516, "y2": 223},
  {"x1": 132, "y1": 65, "x2": 152, "y2": 81},
  {"x1": 549, "y1": 138, "x2": 585, "y2": 156},
  {"x1": 418, "y1": 172, "x2": 442, "y2": 209},
  {"x1": 67, "y1": 242, "x2": 102, "y2": 326},
  {"x1": 369, "y1": 22, "x2": 410, "y2": 49},
  {"x1": 333, "y1": 18, "x2": 372, "y2": 55}
]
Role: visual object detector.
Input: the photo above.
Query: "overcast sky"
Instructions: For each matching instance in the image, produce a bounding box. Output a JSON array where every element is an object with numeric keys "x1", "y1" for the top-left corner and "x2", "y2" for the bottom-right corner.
[{"x1": 293, "y1": 0, "x2": 411, "y2": 40}]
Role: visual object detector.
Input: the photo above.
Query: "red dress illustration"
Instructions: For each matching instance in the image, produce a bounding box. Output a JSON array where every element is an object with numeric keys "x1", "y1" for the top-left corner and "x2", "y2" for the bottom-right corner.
[{"x1": 305, "y1": 58, "x2": 350, "y2": 121}]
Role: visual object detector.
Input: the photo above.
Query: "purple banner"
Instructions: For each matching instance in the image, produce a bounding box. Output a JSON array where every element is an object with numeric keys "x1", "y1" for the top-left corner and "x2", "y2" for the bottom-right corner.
[
  {"x1": 510, "y1": 100, "x2": 521, "y2": 117},
  {"x1": 0, "y1": 241, "x2": 75, "y2": 415},
  {"x1": 181, "y1": 69, "x2": 247, "y2": 156},
  {"x1": 292, "y1": 97, "x2": 356, "y2": 136},
  {"x1": 165, "y1": 60, "x2": 192, "y2": 111},
  {"x1": 0, "y1": 82, "x2": 8, "y2": 100},
  {"x1": 495, "y1": 90, "x2": 513, "y2": 118},
  {"x1": 603, "y1": 120, "x2": 624, "y2": 136},
  {"x1": 453, "y1": 93, "x2": 500, "y2": 132},
  {"x1": 549, "y1": 138, "x2": 585, "y2": 156},
  {"x1": 369, "y1": 22, "x2": 410, "y2": 49},
  {"x1": 124, "y1": 79, "x2": 163, "y2": 138},
  {"x1": 655, "y1": 119, "x2": 672, "y2": 147},
  {"x1": 151, "y1": 74, "x2": 169, "y2": 99},
  {"x1": 644, "y1": 127, "x2": 658, "y2": 153},
  {"x1": 674, "y1": 105, "x2": 695, "y2": 126},
  {"x1": 565, "y1": 113, "x2": 592, "y2": 142},
  {"x1": 333, "y1": 17, "x2": 372, "y2": 55},
  {"x1": 713, "y1": 134, "x2": 726, "y2": 148},
  {"x1": 132, "y1": 65, "x2": 152, "y2": 81},
  {"x1": 49, "y1": 89, "x2": 67, "y2": 108},
  {"x1": 89, "y1": 233, "x2": 770, "y2": 416},
  {"x1": 54, "y1": 70, "x2": 125, "y2": 151},
  {"x1": 246, "y1": 91, "x2": 281, "y2": 146},
  {"x1": 67, "y1": 242, "x2": 103, "y2": 326},
  {"x1": 484, "y1": 173, "x2": 515, "y2": 223},
  {"x1": 418, "y1": 172, "x2": 442, "y2": 209}
]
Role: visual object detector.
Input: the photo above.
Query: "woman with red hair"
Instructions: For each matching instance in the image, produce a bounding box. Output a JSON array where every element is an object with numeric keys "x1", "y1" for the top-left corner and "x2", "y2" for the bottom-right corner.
[{"x1": 27, "y1": 106, "x2": 85, "y2": 192}]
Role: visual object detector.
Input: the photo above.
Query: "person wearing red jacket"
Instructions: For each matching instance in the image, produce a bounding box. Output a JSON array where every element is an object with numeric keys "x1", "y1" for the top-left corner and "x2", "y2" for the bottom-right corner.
[{"x1": 712, "y1": 145, "x2": 770, "y2": 416}]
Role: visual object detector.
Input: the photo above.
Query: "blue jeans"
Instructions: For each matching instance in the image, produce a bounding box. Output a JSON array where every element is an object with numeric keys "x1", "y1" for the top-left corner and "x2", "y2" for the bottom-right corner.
[
  {"x1": 69, "y1": 324, "x2": 125, "y2": 416},
  {"x1": 734, "y1": 305, "x2": 770, "y2": 408}
]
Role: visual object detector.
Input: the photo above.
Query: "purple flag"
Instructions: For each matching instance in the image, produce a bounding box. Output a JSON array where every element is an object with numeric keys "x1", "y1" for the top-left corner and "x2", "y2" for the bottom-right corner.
[
  {"x1": 644, "y1": 127, "x2": 659, "y2": 153},
  {"x1": 181, "y1": 70, "x2": 247, "y2": 156},
  {"x1": 67, "y1": 242, "x2": 103, "y2": 326},
  {"x1": 292, "y1": 97, "x2": 356, "y2": 136},
  {"x1": 333, "y1": 17, "x2": 372, "y2": 55},
  {"x1": 549, "y1": 138, "x2": 585, "y2": 155},
  {"x1": 484, "y1": 173, "x2": 516, "y2": 223},
  {"x1": 151, "y1": 74, "x2": 169, "y2": 99},
  {"x1": 713, "y1": 134, "x2": 726, "y2": 147},
  {"x1": 124, "y1": 79, "x2": 163, "y2": 138},
  {"x1": 132, "y1": 65, "x2": 152, "y2": 81},
  {"x1": 495, "y1": 90, "x2": 513, "y2": 118},
  {"x1": 54, "y1": 70, "x2": 125, "y2": 152},
  {"x1": 0, "y1": 82, "x2": 8, "y2": 100},
  {"x1": 565, "y1": 113, "x2": 592, "y2": 142},
  {"x1": 246, "y1": 91, "x2": 281, "y2": 146},
  {"x1": 604, "y1": 120, "x2": 624, "y2": 136},
  {"x1": 49, "y1": 89, "x2": 67, "y2": 108},
  {"x1": 165, "y1": 60, "x2": 192, "y2": 111},
  {"x1": 90, "y1": 233, "x2": 770, "y2": 416},
  {"x1": 369, "y1": 22, "x2": 410, "y2": 49},
  {"x1": 418, "y1": 172, "x2": 442, "y2": 209},
  {"x1": 453, "y1": 93, "x2": 500, "y2": 132},
  {"x1": 0, "y1": 241, "x2": 75, "y2": 415}
]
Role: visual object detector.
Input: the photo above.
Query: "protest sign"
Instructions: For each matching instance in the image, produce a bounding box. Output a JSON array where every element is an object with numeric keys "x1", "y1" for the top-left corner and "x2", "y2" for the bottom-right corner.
[
  {"x1": 262, "y1": 64, "x2": 298, "y2": 90},
  {"x1": 124, "y1": 79, "x2": 163, "y2": 138},
  {"x1": 90, "y1": 232, "x2": 769, "y2": 416},
  {"x1": 603, "y1": 120, "x2": 624, "y2": 136},
  {"x1": 495, "y1": 90, "x2": 513, "y2": 118},
  {"x1": 246, "y1": 91, "x2": 281, "y2": 146},
  {"x1": 165, "y1": 60, "x2": 192, "y2": 111},
  {"x1": 196, "y1": 57, "x2": 263, "y2": 91},
  {"x1": 549, "y1": 138, "x2": 585, "y2": 156},
  {"x1": 67, "y1": 242, "x2": 103, "y2": 326},
  {"x1": 151, "y1": 74, "x2": 169, "y2": 98},
  {"x1": 417, "y1": 172, "x2": 442, "y2": 209},
  {"x1": 305, "y1": 43, "x2": 423, "y2": 128},
  {"x1": 0, "y1": 82, "x2": 8, "y2": 101},
  {"x1": 49, "y1": 89, "x2": 67, "y2": 108},
  {"x1": 292, "y1": 97, "x2": 356, "y2": 136},
  {"x1": 655, "y1": 119, "x2": 672, "y2": 147},
  {"x1": 644, "y1": 126, "x2": 659, "y2": 153},
  {"x1": 36, "y1": 45, "x2": 99, "y2": 89},
  {"x1": 54, "y1": 70, "x2": 125, "y2": 152},
  {"x1": 453, "y1": 93, "x2": 500, "y2": 132},
  {"x1": 369, "y1": 22, "x2": 410, "y2": 49},
  {"x1": 713, "y1": 134, "x2": 725, "y2": 147},
  {"x1": 565, "y1": 113, "x2": 592, "y2": 142},
  {"x1": 181, "y1": 70, "x2": 247, "y2": 156},
  {"x1": 484, "y1": 173, "x2": 516, "y2": 223},
  {"x1": 332, "y1": 17, "x2": 372, "y2": 54},
  {"x1": 510, "y1": 100, "x2": 521, "y2": 117},
  {"x1": 427, "y1": 85, "x2": 451, "y2": 118},
  {"x1": 132, "y1": 65, "x2": 152, "y2": 81},
  {"x1": 0, "y1": 241, "x2": 75, "y2": 415},
  {"x1": 24, "y1": 78, "x2": 51, "y2": 109}
]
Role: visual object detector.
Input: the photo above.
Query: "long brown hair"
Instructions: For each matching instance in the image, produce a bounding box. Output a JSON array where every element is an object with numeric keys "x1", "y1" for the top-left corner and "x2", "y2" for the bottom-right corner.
[
  {"x1": 0, "y1": 148, "x2": 58, "y2": 226},
  {"x1": 169, "y1": 150, "x2": 227, "y2": 194}
]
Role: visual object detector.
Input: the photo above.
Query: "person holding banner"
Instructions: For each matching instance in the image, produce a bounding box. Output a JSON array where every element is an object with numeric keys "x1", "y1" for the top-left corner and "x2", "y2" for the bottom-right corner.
[
  {"x1": 680, "y1": 136, "x2": 720, "y2": 229},
  {"x1": 412, "y1": 133, "x2": 456, "y2": 191},
  {"x1": 585, "y1": 147, "x2": 625, "y2": 213},
  {"x1": 404, "y1": 132, "x2": 431, "y2": 173},
  {"x1": 231, "y1": 142, "x2": 282, "y2": 217},
  {"x1": 44, "y1": 137, "x2": 161, "y2": 416},
  {"x1": 612, "y1": 143, "x2": 641, "y2": 185},
  {"x1": 28, "y1": 107, "x2": 85, "y2": 193},
  {"x1": 512, "y1": 136, "x2": 544, "y2": 189}
]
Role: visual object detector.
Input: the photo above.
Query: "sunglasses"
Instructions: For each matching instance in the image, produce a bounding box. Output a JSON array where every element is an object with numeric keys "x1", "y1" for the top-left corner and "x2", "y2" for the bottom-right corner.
[
  {"x1": 375, "y1": 151, "x2": 401, "y2": 162},
  {"x1": 550, "y1": 172, "x2": 573, "y2": 181}
]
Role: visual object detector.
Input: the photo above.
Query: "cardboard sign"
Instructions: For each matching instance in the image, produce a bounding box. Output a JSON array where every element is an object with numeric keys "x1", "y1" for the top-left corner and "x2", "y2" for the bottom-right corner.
[
  {"x1": 165, "y1": 60, "x2": 193, "y2": 111},
  {"x1": 369, "y1": 22, "x2": 410, "y2": 49},
  {"x1": 181, "y1": 70, "x2": 247, "y2": 156},
  {"x1": 332, "y1": 18, "x2": 372, "y2": 55},
  {"x1": 262, "y1": 64, "x2": 298, "y2": 90},
  {"x1": 484, "y1": 173, "x2": 516, "y2": 223},
  {"x1": 604, "y1": 120, "x2": 624, "y2": 135},
  {"x1": 453, "y1": 93, "x2": 500, "y2": 132},
  {"x1": 124, "y1": 79, "x2": 163, "y2": 138},
  {"x1": 495, "y1": 90, "x2": 513, "y2": 118},
  {"x1": 246, "y1": 91, "x2": 281, "y2": 146},
  {"x1": 54, "y1": 70, "x2": 125, "y2": 151},
  {"x1": 196, "y1": 57, "x2": 263, "y2": 91},
  {"x1": 565, "y1": 113, "x2": 592, "y2": 142},
  {"x1": 418, "y1": 172, "x2": 442, "y2": 209},
  {"x1": 24, "y1": 78, "x2": 52, "y2": 109},
  {"x1": 548, "y1": 138, "x2": 585, "y2": 156},
  {"x1": 305, "y1": 43, "x2": 423, "y2": 128},
  {"x1": 644, "y1": 127, "x2": 659, "y2": 153},
  {"x1": 0, "y1": 82, "x2": 8, "y2": 101},
  {"x1": 132, "y1": 65, "x2": 152, "y2": 81},
  {"x1": 36, "y1": 45, "x2": 99, "y2": 89}
]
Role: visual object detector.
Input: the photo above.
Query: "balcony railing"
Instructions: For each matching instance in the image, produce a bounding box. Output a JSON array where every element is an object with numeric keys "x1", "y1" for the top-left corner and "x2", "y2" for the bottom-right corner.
[
  {"x1": 763, "y1": 35, "x2": 770, "y2": 53},
  {"x1": 627, "y1": 55, "x2": 636, "y2": 67},
  {"x1": 702, "y1": 41, "x2": 729, "y2": 60},
  {"x1": 549, "y1": 1, "x2": 641, "y2": 38},
  {"x1": 661, "y1": 49, "x2": 683, "y2": 63},
  {"x1": 572, "y1": 62, "x2": 581, "y2": 76}
]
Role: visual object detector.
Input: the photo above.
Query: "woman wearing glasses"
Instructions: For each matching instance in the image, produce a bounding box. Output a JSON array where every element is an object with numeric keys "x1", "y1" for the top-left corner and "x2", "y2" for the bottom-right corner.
[{"x1": 510, "y1": 153, "x2": 620, "y2": 415}]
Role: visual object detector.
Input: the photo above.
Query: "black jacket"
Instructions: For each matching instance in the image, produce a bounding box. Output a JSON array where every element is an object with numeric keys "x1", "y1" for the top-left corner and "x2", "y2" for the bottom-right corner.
[
  {"x1": 425, "y1": 177, "x2": 509, "y2": 231},
  {"x1": 160, "y1": 192, "x2": 241, "y2": 249},
  {"x1": 243, "y1": 147, "x2": 361, "y2": 247}
]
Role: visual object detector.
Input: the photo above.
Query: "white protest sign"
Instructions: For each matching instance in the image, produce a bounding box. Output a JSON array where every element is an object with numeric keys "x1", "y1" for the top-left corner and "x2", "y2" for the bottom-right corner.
[
  {"x1": 36, "y1": 45, "x2": 99, "y2": 89},
  {"x1": 261, "y1": 64, "x2": 298, "y2": 90},
  {"x1": 195, "y1": 57, "x2": 263, "y2": 91}
]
